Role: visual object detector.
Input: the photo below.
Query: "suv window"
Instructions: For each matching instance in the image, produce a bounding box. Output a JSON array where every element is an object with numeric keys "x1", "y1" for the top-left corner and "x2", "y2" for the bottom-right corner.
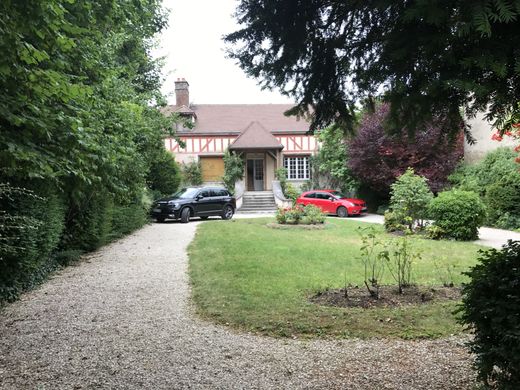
[
  {"x1": 304, "y1": 192, "x2": 316, "y2": 199},
  {"x1": 215, "y1": 189, "x2": 228, "y2": 197},
  {"x1": 199, "y1": 189, "x2": 211, "y2": 198}
]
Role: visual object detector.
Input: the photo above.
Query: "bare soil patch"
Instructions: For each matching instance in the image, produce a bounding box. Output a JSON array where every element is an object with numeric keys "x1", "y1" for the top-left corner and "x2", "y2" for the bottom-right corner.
[{"x1": 311, "y1": 285, "x2": 461, "y2": 309}]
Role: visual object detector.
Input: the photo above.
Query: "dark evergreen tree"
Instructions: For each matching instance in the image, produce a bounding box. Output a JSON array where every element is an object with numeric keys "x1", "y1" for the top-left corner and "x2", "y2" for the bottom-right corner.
[{"x1": 226, "y1": 1, "x2": 520, "y2": 137}]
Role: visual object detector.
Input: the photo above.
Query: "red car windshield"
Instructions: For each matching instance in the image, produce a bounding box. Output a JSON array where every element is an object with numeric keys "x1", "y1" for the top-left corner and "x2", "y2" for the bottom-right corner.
[{"x1": 329, "y1": 190, "x2": 347, "y2": 199}]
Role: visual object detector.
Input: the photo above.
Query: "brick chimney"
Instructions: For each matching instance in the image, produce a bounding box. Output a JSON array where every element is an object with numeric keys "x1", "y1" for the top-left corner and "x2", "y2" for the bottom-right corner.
[{"x1": 175, "y1": 78, "x2": 189, "y2": 107}]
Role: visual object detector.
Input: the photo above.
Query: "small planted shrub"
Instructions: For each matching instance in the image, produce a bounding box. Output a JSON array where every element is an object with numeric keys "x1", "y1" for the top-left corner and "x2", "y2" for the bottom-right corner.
[
  {"x1": 302, "y1": 204, "x2": 326, "y2": 224},
  {"x1": 357, "y1": 226, "x2": 386, "y2": 299},
  {"x1": 459, "y1": 241, "x2": 520, "y2": 388},
  {"x1": 388, "y1": 168, "x2": 433, "y2": 232},
  {"x1": 275, "y1": 204, "x2": 325, "y2": 225},
  {"x1": 428, "y1": 189, "x2": 486, "y2": 241},
  {"x1": 384, "y1": 210, "x2": 405, "y2": 233},
  {"x1": 383, "y1": 235, "x2": 421, "y2": 294}
]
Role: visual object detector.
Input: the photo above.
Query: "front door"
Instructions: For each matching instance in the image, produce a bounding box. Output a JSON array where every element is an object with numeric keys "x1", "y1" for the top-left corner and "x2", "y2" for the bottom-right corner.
[{"x1": 246, "y1": 159, "x2": 264, "y2": 191}]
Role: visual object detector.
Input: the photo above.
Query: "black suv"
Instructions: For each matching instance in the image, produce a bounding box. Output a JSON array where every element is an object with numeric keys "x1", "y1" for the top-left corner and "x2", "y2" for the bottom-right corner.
[{"x1": 151, "y1": 186, "x2": 236, "y2": 223}]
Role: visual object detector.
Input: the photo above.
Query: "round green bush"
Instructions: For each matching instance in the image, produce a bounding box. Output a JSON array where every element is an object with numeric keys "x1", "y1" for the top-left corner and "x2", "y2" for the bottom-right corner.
[
  {"x1": 428, "y1": 189, "x2": 486, "y2": 241},
  {"x1": 459, "y1": 241, "x2": 520, "y2": 388}
]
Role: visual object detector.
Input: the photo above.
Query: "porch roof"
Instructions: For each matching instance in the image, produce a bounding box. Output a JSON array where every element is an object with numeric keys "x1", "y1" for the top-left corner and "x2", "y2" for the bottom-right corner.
[{"x1": 229, "y1": 121, "x2": 284, "y2": 150}]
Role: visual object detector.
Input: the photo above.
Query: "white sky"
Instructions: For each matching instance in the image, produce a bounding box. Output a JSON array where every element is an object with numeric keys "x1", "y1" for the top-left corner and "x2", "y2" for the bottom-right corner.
[{"x1": 155, "y1": 0, "x2": 293, "y2": 105}]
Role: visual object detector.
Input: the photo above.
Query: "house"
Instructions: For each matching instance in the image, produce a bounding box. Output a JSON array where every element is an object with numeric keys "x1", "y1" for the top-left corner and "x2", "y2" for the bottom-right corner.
[
  {"x1": 163, "y1": 79, "x2": 318, "y2": 195},
  {"x1": 464, "y1": 112, "x2": 517, "y2": 164}
]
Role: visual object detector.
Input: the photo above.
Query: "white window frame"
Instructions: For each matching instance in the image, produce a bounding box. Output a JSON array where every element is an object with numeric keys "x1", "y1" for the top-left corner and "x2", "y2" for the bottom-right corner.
[{"x1": 283, "y1": 156, "x2": 310, "y2": 180}]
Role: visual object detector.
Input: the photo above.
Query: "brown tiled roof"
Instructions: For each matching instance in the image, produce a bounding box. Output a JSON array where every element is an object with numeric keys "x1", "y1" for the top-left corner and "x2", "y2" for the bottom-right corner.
[
  {"x1": 229, "y1": 121, "x2": 284, "y2": 150},
  {"x1": 162, "y1": 104, "x2": 310, "y2": 134}
]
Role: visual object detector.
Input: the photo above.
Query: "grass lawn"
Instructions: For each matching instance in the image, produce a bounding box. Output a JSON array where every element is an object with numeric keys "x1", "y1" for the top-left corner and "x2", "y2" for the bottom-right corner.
[{"x1": 188, "y1": 217, "x2": 483, "y2": 339}]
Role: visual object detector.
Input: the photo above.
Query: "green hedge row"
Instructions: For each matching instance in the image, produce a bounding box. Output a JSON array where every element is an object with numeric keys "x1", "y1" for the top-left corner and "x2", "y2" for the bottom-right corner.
[{"x1": 0, "y1": 180, "x2": 151, "y2": 303}]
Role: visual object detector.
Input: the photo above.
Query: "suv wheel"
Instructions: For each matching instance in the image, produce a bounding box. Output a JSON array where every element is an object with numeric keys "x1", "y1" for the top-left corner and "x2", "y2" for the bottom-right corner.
[
  {"x1": 156, "y1": 217, "x2": 165, "y2": 223},
  {"x1": 180, "y1": 207, "x2": 191, "y2": 223},
  {"x1": 222, "y1": 205, "x2": 234, "y2": 220}
]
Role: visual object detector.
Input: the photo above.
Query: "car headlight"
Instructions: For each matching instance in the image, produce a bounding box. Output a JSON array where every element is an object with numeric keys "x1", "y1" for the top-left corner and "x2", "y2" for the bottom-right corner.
[
  {"x1": 168, "y1": 200, "x2": 180, "y2": 208},
  {"x1": 344, "y1": 201, "x2": 354, "y2": 207}
]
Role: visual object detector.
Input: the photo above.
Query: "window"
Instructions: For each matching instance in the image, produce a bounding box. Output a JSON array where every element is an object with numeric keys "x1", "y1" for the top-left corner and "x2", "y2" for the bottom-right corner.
[
  {"x1": 304, "y1": 192, "x2": 316, "y2": 199},
  {"x1": 315, "y1": 192, "x2": 332, "y2": 200},
  {"x1": 283, "y1": 156, "x2": 310, "y2": 180}
]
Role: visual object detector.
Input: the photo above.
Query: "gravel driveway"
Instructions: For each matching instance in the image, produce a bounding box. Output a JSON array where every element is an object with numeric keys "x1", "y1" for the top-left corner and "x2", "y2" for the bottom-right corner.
[{"x1": 0, "y1": 220, "x2": 475, "y2": 389}]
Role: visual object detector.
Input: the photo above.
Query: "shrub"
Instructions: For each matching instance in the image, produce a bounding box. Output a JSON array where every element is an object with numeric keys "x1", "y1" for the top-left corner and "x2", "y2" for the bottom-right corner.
[
  {"x1": 357, "y1": 226, "x2": 386, "y2": 299},
  {"x1": 389, "y1": 168, "x2": 433, "y2": 232},
  {"x1": 222, "y1": 150, "x2": 244, "y2": 193},
  {"x1": 485, "y1": 174, "x2": 520, "y2": 229},
  {"x1": 384, "y1": 211, "x2": 405, "y2": 233},
  {"x1": 383, "y1": 235, "x2": 421, "y2": 294},
  {"x1": 275, "y1": 204, "x2": 325, "y2": 225},
  {"x1": 147, "y1": 149, "x2": 181, "y2": 196},
  {"x1": 181, "y1": 160, "x2": 203, "y2": 186},
  {"x1": 459, "y1": 241, "x2": 520, "y2": 388},
  {"x1": 302, "y1": 204, "x2": 326, "y2": 224},
  {"x1": 428, "y1": 189, "x2": 486, "y2": 241}
]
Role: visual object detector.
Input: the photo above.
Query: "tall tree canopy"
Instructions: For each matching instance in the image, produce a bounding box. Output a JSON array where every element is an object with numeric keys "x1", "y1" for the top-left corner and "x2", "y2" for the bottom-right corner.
[{"x1": 226, "y1": 1, "x2": 520, "y2": 137}]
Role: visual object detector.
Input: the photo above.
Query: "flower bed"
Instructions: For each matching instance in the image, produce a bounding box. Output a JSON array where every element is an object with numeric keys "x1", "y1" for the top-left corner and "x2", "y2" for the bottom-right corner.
[{"x1": 275, "y1": 204, "x2": 325, "y2": 225}]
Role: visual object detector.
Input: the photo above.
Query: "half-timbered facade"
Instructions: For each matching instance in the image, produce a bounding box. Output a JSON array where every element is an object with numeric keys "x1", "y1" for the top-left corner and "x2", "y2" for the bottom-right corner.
[{"x1": 163, "y1": 79, "x2": 318, "y2": 191}]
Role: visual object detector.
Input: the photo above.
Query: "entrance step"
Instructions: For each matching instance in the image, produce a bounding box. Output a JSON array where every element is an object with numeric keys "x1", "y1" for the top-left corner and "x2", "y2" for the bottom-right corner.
[{"x1": 239, "y1": 191, "x2": 278, "y2": 213}]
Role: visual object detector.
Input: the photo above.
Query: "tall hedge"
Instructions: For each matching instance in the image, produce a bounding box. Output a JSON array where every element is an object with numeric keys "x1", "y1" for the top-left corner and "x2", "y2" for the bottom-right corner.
[{"x1": 0, "y1": 181, "x2": 65, "y2": 301}]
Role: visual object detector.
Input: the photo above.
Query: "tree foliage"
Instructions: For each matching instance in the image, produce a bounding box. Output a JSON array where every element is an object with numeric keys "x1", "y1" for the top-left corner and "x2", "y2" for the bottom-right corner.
[
  {"x1": 226, "y1": 0, "x2": 520, "y2": 136},
  {"x1": 0, "y1": 0, "x2": 173, "y2": 302},
  {"x1": 311, "y1": 127, "x2": 358, "y2": 193},
  {"x1": 348, "y1": 104, "x2": 463, "y2": 196}
]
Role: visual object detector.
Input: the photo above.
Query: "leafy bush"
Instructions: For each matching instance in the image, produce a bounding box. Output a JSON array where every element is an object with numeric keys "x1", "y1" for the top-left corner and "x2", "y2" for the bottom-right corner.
[
  {"x1": 357, "y1": 226, "x2": 386, "y2": 299},
  {"x1": 388, "y1": 168, "x2": 433, "y2": 232},
  {"x1": 459, "y1": 241, "x2": 520, "y2": 389},
  {"x1": 181, "y1": 161, "x2": 203, "y2": 186},
  {"x1": 222, "y1": 150, "x2": 244, "y2": 193},
  {"x1": 495, "y1": 213, "x2": 520, "y2": 231},
  {"x1": 148, "y1": 149, "x2": 181, "y2": 196},
  {"x1": 276, "y1": 204, "x2": 325, "y2": 225},
  {"x1": 485, "y1": 175, "x2": 520, "y2": 229},
  {"x1": 348, "y1": 103, "x2": 463, "y2": 196},
  {"x1": 302, "y1": 204, "x2": 326, "y2": 224},
  {"x1": 428, "y1": 189, "x2": 486, "y2": 241},
  {"x1": 384, "y1": 211, "x2": 405, "y2": 233},
  {"x1": 383, "y1": 235, "x2": 421, "y2": 294}
]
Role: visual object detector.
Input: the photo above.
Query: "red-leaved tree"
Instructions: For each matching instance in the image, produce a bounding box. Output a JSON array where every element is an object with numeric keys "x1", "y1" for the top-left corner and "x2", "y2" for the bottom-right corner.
[{"x1": 348, "y1": 104, "x2": 463, "y2": 196}]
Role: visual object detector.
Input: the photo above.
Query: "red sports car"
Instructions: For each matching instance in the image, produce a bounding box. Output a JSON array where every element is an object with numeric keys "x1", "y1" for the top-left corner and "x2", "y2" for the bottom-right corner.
[{"x1": 296, "y1": 189, "x2": 367, "y2": 217}]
